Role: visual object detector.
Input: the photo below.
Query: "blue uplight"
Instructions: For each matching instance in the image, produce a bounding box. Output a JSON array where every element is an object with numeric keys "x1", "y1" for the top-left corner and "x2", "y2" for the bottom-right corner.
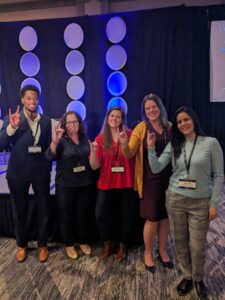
[
  {"x1": 107, "y1": 97, "x2": 128, "y2": 114},
  {"x1": 107, "y1": 71, "x2": 127, "y2": 96}
]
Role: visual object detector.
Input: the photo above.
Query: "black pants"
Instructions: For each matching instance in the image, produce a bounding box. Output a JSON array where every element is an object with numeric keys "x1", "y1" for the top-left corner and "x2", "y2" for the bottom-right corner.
[
  {"x1": 95, "y1": 188, "x2": 137, "y2": 244},
  {"x1": 56, "y1": 184, "x2": 94, "y2": 246},
  {"x1": 7, "y1": 178, "x2": 50, "y2": 248}
]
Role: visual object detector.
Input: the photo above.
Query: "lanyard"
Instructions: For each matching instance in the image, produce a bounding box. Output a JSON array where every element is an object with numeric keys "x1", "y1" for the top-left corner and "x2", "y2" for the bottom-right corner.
[
  {"x1": 32, "y1": 121, "x2": 40, "y2": 145},
  {"x1": 183, "y1": 135, "x2": 198, "y2": 176},
  {"x1": 113, "y1": 141, "x2": 120, "y2": 163}
]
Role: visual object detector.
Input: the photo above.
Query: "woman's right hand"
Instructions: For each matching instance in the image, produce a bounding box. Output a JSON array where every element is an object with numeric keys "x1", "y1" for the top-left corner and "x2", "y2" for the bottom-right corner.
[
  {"x1": 52, "y1": 122, "x2": 65, "y2": 144},
  {"x1": 147, "y1": 130, "x2": 156, "y2": 148}
]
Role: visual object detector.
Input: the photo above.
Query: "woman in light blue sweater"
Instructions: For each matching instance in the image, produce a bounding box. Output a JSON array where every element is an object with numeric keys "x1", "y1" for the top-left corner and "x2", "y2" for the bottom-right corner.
[{"x1": 147, "y1": 106, "x2": 224, "y2": 300}]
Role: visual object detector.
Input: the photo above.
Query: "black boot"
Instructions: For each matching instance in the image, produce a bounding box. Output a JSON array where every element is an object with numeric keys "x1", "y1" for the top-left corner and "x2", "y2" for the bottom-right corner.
[
  {"x1": 176, "y1": 278, "x2": 193, "y2": 296},
  {"x1": 194, "y1": 281, "x2": 208, "y2": 300}
]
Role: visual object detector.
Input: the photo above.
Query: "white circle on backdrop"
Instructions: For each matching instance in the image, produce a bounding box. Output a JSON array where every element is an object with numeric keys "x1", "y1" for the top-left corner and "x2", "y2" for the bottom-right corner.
[
  {"x1": 106, "y1": 45, "x2": 127, "y2": 70},
  {"x1": 106, "y1": 17, "x2": 126, "y2": 43},
  {"x1": 21, "y1": 78, "x2": 41, "y2": 94},
  {"x1": 66, "y1": 76, "x2": 85, "y2": 100},
  {"x1": 64, "y1": 23, "x2": 84, "y2": 49},
  {"x1": 19, "y1": 26, "x2": 38, "y2": 51},
  {"x1": 65, "y1": 50, "x2": 85, "y2": 75},
  {"x1": 20, "y1": 52, "x2": 40, "y2": 77},
  {"x1": 66, "y1": 100, "x2": 86, "y2": 120}
]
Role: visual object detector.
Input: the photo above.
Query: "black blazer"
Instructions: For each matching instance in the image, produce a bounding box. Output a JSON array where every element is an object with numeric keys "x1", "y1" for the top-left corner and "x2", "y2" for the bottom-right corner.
[{"x1": 0, "y1": 110, "x2": 52, "y2": 181}]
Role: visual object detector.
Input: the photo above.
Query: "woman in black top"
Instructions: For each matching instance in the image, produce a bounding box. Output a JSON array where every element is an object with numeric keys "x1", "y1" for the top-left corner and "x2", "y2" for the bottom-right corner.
[{"x1": 46, "y1": 111, "x2": 94, "y2": 259}]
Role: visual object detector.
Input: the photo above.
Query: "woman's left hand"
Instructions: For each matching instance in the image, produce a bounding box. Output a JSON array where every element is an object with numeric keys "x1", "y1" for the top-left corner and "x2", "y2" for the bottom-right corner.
[
  {"x1": 209, "y1": 207, "x2": 218, "y2": 221},
  {"x1": 119, "y1": 131, "x2": 128, "y2": 147}
]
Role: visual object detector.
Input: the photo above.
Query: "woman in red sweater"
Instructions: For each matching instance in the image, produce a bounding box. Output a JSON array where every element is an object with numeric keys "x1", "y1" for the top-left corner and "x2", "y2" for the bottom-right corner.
[{"x1": 90, "y1": 106, "x2": 136, "y2": 262}]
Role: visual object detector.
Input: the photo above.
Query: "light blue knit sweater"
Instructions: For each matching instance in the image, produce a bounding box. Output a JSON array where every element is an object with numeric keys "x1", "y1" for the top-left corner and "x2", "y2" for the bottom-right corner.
[{"x1": 148, "y1": 136, "x2": 224, "y2": 208}]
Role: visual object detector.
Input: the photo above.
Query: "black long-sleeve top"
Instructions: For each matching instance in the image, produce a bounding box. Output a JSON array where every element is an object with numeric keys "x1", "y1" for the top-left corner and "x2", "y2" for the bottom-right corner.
[{"x1": 46, "y1": 135, "x2": 93, "y2": 188}]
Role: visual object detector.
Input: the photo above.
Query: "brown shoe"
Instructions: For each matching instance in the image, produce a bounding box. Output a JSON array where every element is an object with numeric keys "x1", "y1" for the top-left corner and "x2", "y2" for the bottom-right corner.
[
  {"x1": 16, "y1": 247, "x2": 27, "y2": 263},
  {"x1": 100, "y1": 241, "x2": 112, "y2": 259},
  {"x1": 116, "y1": 243, "x2": 126, "y2": 263},
  {"x1": 38, "y1": 247, "x2": 49, "y2": 263},
  {"x1": 80, "y1": 244, "x2": 92, "y2": 255},
  {"x1": 66, "y1": 246, "x2": 78, "y2": 259}
]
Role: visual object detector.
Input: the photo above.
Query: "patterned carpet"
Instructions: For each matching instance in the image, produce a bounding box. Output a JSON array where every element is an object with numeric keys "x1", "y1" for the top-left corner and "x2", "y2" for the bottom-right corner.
[{"x1": 0, "y1": 186, "x2": 225, "y2": 300}]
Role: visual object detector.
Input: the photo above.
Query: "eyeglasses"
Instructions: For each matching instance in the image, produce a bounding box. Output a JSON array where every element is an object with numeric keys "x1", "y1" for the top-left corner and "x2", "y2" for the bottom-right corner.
[{"x1": 66, "y1": 120, "x2": 79, "y2": 125}]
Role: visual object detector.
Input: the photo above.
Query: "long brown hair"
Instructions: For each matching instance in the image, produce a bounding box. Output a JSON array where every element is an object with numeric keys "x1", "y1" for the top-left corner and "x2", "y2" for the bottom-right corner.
[
  {"x1": 101, "y1": 107, "x2": 126, "y2": 151},
  {"x1": 142, "y1": 93, "x2": 170, "y2": 129}
]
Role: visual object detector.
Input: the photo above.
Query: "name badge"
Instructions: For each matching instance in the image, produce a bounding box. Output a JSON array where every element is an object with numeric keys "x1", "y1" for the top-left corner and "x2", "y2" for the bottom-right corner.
[
  {"x1": 178, "y1": 179, "x2": 197, "y2": 189},
  {"x1": 73, "y1": 166, "x2": 85, "y2": 173},
  {"x1": 28, "y1": 146, "x2": 42, "y2": 153},
  {"x1": 111, "y1": 166, "x2": 124, "y2": 173}
]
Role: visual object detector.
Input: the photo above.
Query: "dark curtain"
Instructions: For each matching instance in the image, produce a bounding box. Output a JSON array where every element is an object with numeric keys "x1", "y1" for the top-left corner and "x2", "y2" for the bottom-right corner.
[
  {"x1": 0, "y1": 5, "x2": 224, "y2": 154},
  {"x1": 0, "y1": 4, "x2": 225, "y2": 241}
]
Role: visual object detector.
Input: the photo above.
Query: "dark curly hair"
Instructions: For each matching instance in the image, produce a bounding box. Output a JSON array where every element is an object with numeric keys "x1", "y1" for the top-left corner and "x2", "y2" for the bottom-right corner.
[
  {"x1": 20, "y1": 84, "x2": 40, "y2": 98},
  {"x1": 60, "y1": 111, "x2": 86, "y2": 139}
]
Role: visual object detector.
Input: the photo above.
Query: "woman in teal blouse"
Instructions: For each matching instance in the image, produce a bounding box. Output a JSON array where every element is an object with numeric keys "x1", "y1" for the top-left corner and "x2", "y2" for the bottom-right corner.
[{"x1": 147, "y1": 106, "x2": 224, "y2": 300}]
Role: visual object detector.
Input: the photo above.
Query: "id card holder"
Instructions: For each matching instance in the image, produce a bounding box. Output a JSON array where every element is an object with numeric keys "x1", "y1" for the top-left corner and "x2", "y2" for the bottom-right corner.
[
  {"x1": 178, "y1": 179, "x2": 197, "y2": 189},
  {"x1": 73, "y1": 165, "x2": 85, "y2": 173},
  {"x1": 111, "y1": 166, "x2": 124, "y2": 173},
  {"x1": 28, "y1": 146, "x2": 42, "y2": 153}
]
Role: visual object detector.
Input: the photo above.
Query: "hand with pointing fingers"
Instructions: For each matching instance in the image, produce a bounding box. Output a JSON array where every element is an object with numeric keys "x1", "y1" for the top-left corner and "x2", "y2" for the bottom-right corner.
[
  {"x1": 90, "y1": 141, "x2": 98, "y2": 153},
  {"x1": 118, "y1": 131, "x2": 128, "y2": 147},
  {"x1": 9, "y1": 105, "x2": 20, "y2": 129},
  {"x1": 147, "y1": 130, "x2": 156, "y2": 148},
  {"x1": 52, "y1": 122, "x2": 65, "y2": 144}
]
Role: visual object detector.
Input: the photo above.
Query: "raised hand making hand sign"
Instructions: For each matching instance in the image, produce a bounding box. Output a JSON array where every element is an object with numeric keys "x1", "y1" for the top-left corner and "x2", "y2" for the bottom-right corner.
[
  {"x1": 147, "y1": 130, "x2": 156, "y2": 149},
  {"x1": 9, "y1": 105, "x2": 20, "y2": 129}
]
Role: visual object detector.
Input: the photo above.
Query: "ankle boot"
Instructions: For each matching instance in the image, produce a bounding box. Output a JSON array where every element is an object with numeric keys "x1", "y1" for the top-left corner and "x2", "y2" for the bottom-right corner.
[
  {"x1": 116, "y1": 243, "x2": 126, "y2": 262},
  {"x1": 100, "y1": 240, "x2": 112, "y2": 259}
]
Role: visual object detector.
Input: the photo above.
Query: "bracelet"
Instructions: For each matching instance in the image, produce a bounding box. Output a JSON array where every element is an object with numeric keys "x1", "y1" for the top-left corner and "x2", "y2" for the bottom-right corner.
[{"x1": 52, "y1": 140, "x2": 58, "y2": 145}]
